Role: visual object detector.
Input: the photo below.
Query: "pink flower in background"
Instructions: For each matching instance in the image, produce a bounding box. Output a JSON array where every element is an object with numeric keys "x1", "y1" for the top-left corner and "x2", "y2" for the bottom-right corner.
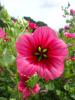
[
  {"x1": 0, "y1": 28, "x2": 6, "y2": 39},
  {"x1": 32, "y1": 83, "x2": 40, "y2": 94},
  {"x1": 29, "y1": 22, "x2": 38, "y2": 29},
  {"x1": 66, "y1": 56, "x2": 75, "y2": 61},
  {"x1": 18, "y1": 74, "x2": 40, "y2": 99},
  {"x1": 70, "y1": 57, "x2": 75, "y2": 61},
  {"x1": 3, "y1": 37, "x2": 11, "y2": 42},
  {"x1": 71, "y1": 33, "x2": 75, "y2": 38},
  {"x1": 18, "y1": 81, "x2": 30, "y2": 98},
  {"x1": 70, "y1": 9, "x2": 75, "y2": 15},
  {"x1": 18, "y1": 75, "x2": 30, "y2": 99},
  {"x1": 64, "y1": 32, "x2": 75, "y2": 38},
  {"x1": 18, "y1": 81, "x2": 40, "y2": 99},
  {"x1": 0, "y1": 28, "x2": 10, "y2": 42},
  {"x1": 64, "y1": 32, "x2": 71, "y2": 38},
  {"x1": 64, "y1": 25, "x2": 69, "y2": 31},
  {"x1": 16, "y1": 26, "x2": 68, "y2": 81}
]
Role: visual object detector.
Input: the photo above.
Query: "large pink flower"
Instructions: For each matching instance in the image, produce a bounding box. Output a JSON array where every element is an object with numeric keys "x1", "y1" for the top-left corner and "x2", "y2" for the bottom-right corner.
[{"x1": 16, "y1": 26, "x2": 68, "y2": 80}]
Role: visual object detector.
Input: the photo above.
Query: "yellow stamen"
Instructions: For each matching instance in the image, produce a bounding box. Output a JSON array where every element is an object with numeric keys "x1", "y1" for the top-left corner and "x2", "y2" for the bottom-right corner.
[
  {"x1": 34, "y1": 52, "x2": 40, "y2": 55},
  {"x1": 38, "y1": 46, "x2": 42, "y2": 52},
  {"x1": 43, "y1": 49, "x2": 47, "y2": 53},
  {"x1": 43, "y1": 54, "x2": 47, "y2": 58}
]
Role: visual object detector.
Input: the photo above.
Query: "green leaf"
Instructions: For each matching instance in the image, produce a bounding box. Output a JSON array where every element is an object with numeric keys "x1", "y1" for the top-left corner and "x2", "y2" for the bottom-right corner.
[
  {"x1": 71, "y1": 93, "x2": 75, "y2": 99},
  {"x1": 0, "y1": 97, "x2": 7, "y2": 100},
  {"x1": 64, "y1": 84, "x2": 70, "y2": 91},
  {"x1": 9, "y1": 98, "x2": 16, "y2": 100},
  {"x1": 26, "y1": 75, "x2": 39, "y2": 88},
  {"x1": 2, "y1": 48, "x2": 15, "y2": 66},
  {"x1": 45, "y1": 81, "x2": 55, "y2": 91}
]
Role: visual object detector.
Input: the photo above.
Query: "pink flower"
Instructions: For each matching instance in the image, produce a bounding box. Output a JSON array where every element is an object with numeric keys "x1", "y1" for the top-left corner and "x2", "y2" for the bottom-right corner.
[
  {"x1": 64, "y1": 25, "x2": 69, "y2": 31},
  {"x1": 64, "y1": 32, "x2": 75, "y2": 38},
  {"x1": 32, "y1": 83, "x2": 40, "y2": 94},
  {"x1": 70, "y1": 9, "x2": 75, "y2": 15},
  {"x1": 18, "y1": 81, "x2": 40, "y2": 99},
  {"x1": 16, "y1": 26, "x2": 68, "y2": 81},
  {"x1": 3, "y1": 37, "x2": 11, "y2": 42},
  {"x1": 18, "y1": 81, "x2": 30, "y2": 98},
  {"x1": 0, "y1": 28, "x2": 10, "y2": 42},
  {"x1": 64, "y1": 32, "x2": 71, "y2": 38},
  {"x1": 70, "y1": 57, "x2": 75, "y2": 61},
  {"x1": 29, "y1": 22, "x2": 38, "y2": 29},
  {"x1": 70, "y1": 33, "x2": 75, "y2": 38},
  {"x1": 18, "y1": 74, "x2": 40, "y2": 98},
  {"x1": 66, "y1": 56, "x2": 75, "y2": 61},
  {"x1": 0, "y1": 28, "x2": 6, "y2": 39}
]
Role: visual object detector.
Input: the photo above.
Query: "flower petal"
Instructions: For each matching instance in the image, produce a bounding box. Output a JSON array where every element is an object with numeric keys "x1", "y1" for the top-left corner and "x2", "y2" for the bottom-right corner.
[
  {"x1": 37, "y1": 64, "x2": 54, "y2": 80},
  {"x1": 48, "y1": 38, "x2": 68, "y2": 58},
  {"x1": 23, "y1": 88, "x2": 30, "y2": 99},
  {"x1": 16, "y1": 55, "x2": 37, "y2": 77},
  {"x1": 18, "y1": 81, "x2": 25, "y2": 93},
  {"x1": 16, "y1": 34, "x2": 36, "y2": 56},
  {"x1": 33, "y1": 26, "x2": 57, "y2": 48},
  {"x1": 37, "y1": 58, "x2": 64, "y2": 80},
  {"x1": 18, "y1": 81, "x2": 30, "y2": 99},
  {"x1": 32, "y1": 84, "x2": 40, "y2": 94}
]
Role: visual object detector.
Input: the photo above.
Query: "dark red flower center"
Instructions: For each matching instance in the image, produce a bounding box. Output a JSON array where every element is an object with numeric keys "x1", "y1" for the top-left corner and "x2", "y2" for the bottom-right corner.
[{"x1": 34, "y1": 46, "x2": 48, "y2": 61}]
